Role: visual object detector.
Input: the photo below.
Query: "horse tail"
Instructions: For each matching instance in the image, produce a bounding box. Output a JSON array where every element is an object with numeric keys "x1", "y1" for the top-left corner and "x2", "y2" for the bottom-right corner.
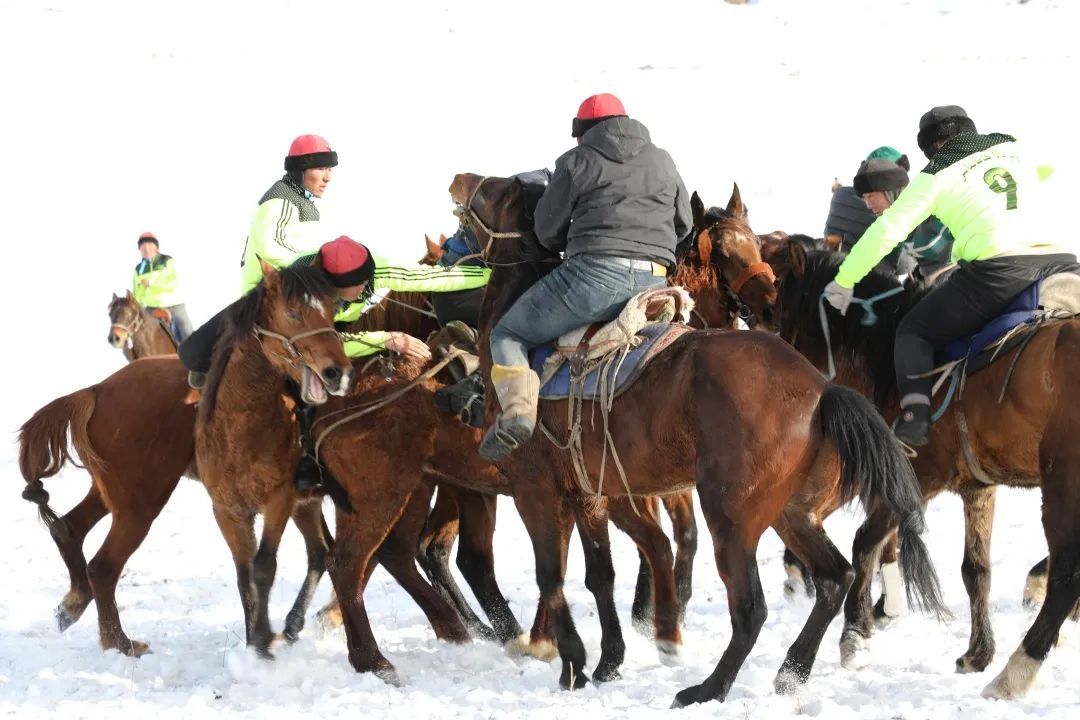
[
  {"x1": 18, "y1": 388, "x2": 100, "y2": 529},
  {"x1": 817, "y1": 384, "x2": 950, "y2": 620}
]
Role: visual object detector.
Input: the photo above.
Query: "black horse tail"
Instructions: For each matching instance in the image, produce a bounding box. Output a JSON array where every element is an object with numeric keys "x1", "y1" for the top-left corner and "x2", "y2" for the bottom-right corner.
[
  {"x1": 17, "y1": 388, "x2": 101, "y2": 533},
  {"x1": 818, "y1": 384, "x2": 950, "y2": 620}
]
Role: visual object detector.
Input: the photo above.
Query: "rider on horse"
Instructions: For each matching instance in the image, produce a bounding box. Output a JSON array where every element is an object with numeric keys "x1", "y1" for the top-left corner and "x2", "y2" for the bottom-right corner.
[
  {"x1": 824, "y1": 105, "x2": 1078, "y2": 446},
  {"x1": 479, "y1": 93, "x2": 692, "y2": 462},
  {"x1": 133, "y1": 232, "x2": 195, "y2": 341}
]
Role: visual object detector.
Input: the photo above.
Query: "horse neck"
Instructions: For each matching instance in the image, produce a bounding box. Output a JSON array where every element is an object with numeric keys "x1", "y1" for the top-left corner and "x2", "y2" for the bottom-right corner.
[
  {"x1": 209, "y1": 336, "x2": 290, "y2": 430},
  {"x1": 131, "y1": 313, "x2": 176, "y2": 358}
]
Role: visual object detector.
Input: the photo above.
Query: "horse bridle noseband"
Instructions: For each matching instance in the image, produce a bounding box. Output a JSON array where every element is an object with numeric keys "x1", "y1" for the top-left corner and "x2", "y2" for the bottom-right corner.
[
  {"x1": 110, "y1": 306, "x2": 144, "y2": 338},
  {"x1": 454, "y1": 176, "x2": 527, "y2": 260},
  {"x1": 252, "y1": 325, "x2": 342, "y2": 369}
]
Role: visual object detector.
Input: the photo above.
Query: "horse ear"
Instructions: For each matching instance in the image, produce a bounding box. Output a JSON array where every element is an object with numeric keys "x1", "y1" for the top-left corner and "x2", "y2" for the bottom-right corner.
[
  {"x1": 726, "y1": 183, "x2": 748, "y2": 220},
  {"x1": 425, "y1": 234, "x2": 443, "y2": 257},
  {"x1": 696, "y1": 228, "x2": 713, "y2": 267},
  {"x1": 112, "y1": 292, "x2": 119, "y2": 302},
  {"x1": 125, "y1": 289, "x2": 135, "y2": 301},
  {"x1": 439, "y1": 233, "x2": 447, "y2": 243},
  {"x1": 690, "y1": 191, "x2": 705, "y2": 228},
  {"x1": 788, "y1": 239, "x2": 808, "y2": 280},
  {"x1": 257, "y1": 256, "x2": 280, "y2": 288}
]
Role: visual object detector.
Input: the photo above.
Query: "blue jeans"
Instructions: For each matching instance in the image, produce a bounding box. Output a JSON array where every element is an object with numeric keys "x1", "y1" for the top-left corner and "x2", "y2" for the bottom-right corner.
[{"x1": 490, "y1": 254, "x2": 667, "y2": 368}]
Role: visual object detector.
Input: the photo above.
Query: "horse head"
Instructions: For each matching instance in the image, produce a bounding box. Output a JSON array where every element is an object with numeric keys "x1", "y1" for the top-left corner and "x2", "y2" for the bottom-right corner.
[
  {"x1": 685, "y1": 184, "x2": 777, "y2": 327},
  {"x1": 107, "y1": 291, "x2": 144, "y2": 349},
  {"x1": 420, "y1": 234, "x2": 446, "y2": 266},
  {"x1": 242, "y1": 258, "x2": 352, "y2": 405}
]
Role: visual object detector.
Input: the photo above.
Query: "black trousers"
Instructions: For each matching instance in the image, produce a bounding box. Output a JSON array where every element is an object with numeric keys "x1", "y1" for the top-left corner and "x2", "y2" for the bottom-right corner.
[
  {"x1": 895, "y1": 253, "x2": 1078, "y2": 405},
  {"x1": 431, "y1": 288, "x2": 483, "y2": 328},
  {"x1": 177, "y1": 303, "x2": 233, "y2": 373}
]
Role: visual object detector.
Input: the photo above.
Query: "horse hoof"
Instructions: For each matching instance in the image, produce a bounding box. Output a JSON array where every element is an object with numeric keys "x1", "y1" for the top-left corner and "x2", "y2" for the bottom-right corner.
[
  {"x1": 55, "y1": 606, "x2": 78, "y2": 633},
  {"x1": 558, "y1": 665, "x2": 590, "y2": 690},
  {"x1": 671, "y1": 684, "x2": 703, "y2": 708},
  {"x1": 467, "y1": 621, "x2": 499, "y2": 644},
  {"x1": 1021, "y1": 574, "x2": 1047, "y2": 610},
  {"x1": 657, "y1": 639, "x2": 682, "y2": 658},
  {"x1": 506, "y1": 636, "x2": 558, "y2": 662},
  {"x1": 774, "y1": 666, "x2": 808, "y2": 695},
  {"x1": 839, "y1": 631, "x2": 870, "y2": 670},
  {"x1": 593, "y1": 664, "x2": 621, "y2": 683},
  {"x1": 955, "y1": 651, "x2": 991, "y2": 674},
  {"x1": 113, "y1": 640, "x2": 151, "y2": 657},
  {"x1": 315, "y1": 608, "x2": 343, "y2": 633},
  {"x1": 375, "y1": 664, "x2": 402, "y2": 687},
  {"x1": 982, "y1": 648, "x2": 1039, "y2": 699}
]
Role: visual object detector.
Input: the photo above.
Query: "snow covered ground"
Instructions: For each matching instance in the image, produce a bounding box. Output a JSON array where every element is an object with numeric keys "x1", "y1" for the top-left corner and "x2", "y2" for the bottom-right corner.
[{"x1": 2, "y1": 0, "x2": 1078, "y2": 717}]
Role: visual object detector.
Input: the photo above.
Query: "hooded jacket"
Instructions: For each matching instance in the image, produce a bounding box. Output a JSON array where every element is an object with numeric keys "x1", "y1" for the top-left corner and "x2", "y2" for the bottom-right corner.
[{"x1": 533, "y1": 117, "x2": 691, "y2": 267}]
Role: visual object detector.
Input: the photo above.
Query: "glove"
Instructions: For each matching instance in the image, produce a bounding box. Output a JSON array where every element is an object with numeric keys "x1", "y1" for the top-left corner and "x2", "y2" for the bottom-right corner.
[{"x1": 823, "y1": 280, "x2": 854, "y2": 316}]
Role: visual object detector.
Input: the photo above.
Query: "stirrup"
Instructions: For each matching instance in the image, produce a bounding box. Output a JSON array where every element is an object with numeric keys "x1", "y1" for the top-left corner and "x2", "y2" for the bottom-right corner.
[{"x1": 478, "y1": 418, "x2": 533, "y2": 462}]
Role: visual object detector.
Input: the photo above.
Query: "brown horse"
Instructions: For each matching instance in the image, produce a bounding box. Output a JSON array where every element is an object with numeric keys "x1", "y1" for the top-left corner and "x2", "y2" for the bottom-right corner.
[
  {"x1": 773, "y1": 244, "x2": 1080, "y2": 699},
  {"x1": 448, "y1": 172, "x2": 946, "y2": 705},
  {"x1": 107, "y1": 291, "x2": 177, "y2": 360}
]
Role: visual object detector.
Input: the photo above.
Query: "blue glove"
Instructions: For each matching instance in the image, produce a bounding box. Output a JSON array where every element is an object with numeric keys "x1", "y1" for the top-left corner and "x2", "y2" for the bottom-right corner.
[{"x1": 823, "y1": 280, "x2": 854, "y2": 316}]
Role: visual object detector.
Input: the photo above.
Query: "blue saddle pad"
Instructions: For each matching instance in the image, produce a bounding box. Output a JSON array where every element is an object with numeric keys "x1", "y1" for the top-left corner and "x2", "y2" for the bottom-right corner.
[
  {"x1": 530, "y1": 323, "x2": 690, "y2": 401},
  {"x1": 939, "y1": 281, "x2": 1040, "y2": 364}
]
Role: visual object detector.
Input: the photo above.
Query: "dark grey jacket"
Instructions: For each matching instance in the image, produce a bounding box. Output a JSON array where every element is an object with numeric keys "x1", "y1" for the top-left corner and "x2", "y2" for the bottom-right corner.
[
  {"x1": 533, "y1": 117, "x2": 691, "y2": 267},
  {"x1": 824, "y1": 186, "x2": 877, "y2": 249}
]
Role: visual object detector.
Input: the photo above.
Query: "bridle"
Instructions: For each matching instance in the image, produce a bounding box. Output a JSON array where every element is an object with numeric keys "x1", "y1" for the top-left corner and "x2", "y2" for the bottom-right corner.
[
  {"x1": 251, "y1": 325, "x2": 342, "y2": 369},
  {"x1": 694, "y1": 218, "x2": 776, "y2": 326},
  {"x1": 453, "y1": 176, "x2": 529, "y2": 261}
]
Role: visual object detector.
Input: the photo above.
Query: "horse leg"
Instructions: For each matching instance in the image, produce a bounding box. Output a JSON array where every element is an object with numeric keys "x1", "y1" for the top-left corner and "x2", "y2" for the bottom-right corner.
[
  {"x1": 87, "y1": 509, "x2": 158, "y2": 656},
  {"x1": 983, "y1": 452, "x2": 1080, "y2": 699},
  {"x1": 956, "y1": 483, "x2": 997, "y2": 673},
  {"x1": 872, "y1": 532, "x2": 903, "y2": 622},
  {"x1": 629, "y1": 548, "x2": 654, "y2": 635},
  {"x1": 512, "y1": 484, "x2": 588, "y2": 689},
  {"x1": 210, "y1": 505, "x2": 263, "y2": 654},
  {"x1": 248, "y1": 491, "x2": 294, "y2": 656},
  {"x1": 608, "y1": 497, "x2": 682, "y2": 657},
  {"x1": 573, "y1": 503, "x2": 626, "y2": 682},
  {"x1": 664, "y1": 491, "x2": 699, "y2": 623},
  {"x1": 672, "y1": 509, "x2": 766, "y2": 707},
  {"x1": 282, "y1": 501, "x2": 330, "y2": 643},
  {"x1": 783, "y1": 548, "x2": 815, "y2": 601},
  {"x1": 375, "y1": 483, "x2": 470, "y2": 643},
  {"x1": 841, "y1": 503, "x2": 899, "y2": 668},
  {"x1": 772, "y1": 513, "x2": 854, "y2": 693},
  {"x1": 327, "y1": 488, "x2": 415, "y2": 683},
  {"x1": 454, "y1": 489, "x2": 528, "y2": 645},
  {"x1": 52, "y1": 487, "x2": 108, "y2": 631},
  {"x1": 1023, "y1": 556, "x2": 1049, "y2": 609}
]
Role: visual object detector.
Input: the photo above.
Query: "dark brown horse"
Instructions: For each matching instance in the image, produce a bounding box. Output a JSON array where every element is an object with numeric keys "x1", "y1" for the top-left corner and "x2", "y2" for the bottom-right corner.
[
  {"x1": 107, "y1": 291, "x2": 177, "y2": 360},
  {"x1": 449, "y1": 172, "x2": 946, "y2": 705},
  {"x1": 773, "y1": 244, "x2": 1080, "y2": 699}
]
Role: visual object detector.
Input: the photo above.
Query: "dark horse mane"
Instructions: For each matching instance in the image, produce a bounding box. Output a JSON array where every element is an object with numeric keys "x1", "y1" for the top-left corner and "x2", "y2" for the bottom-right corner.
[
  {"x1": 200, "y1": 264, "x2": 336, "y2": 423},
  {"x1": 778, "y1": 250, "x2": 928, "y2": 408}
]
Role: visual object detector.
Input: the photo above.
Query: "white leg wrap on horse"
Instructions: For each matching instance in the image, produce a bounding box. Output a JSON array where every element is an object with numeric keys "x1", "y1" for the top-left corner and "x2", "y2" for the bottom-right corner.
[{"x1": 881, "y1": 561, "x2": 908, "y2": 617}]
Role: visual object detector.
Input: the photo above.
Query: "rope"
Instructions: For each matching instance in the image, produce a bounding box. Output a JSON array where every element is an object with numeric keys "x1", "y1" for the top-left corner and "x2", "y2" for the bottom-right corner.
[
  {"x1": 312, "y1": 348, "x2": 464, "y2": 461},
  {"x1": 376, "y1": 293, "x2": 440, "y2": 320},
  {"x1": 819, "y1": 285, "x2": 905, "y2": 379}
]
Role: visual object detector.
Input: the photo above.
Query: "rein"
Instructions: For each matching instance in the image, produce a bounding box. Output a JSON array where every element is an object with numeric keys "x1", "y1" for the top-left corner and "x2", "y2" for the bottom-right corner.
[
  {"x1": 818, "y1": 286, "x2": 905, "y2": 380},
  {"x1": 455, "y1": 176, "x2": 526, "y2": 259},
  {"x1": 311, "y1": 347, "x2": 466, "y2": 460}
]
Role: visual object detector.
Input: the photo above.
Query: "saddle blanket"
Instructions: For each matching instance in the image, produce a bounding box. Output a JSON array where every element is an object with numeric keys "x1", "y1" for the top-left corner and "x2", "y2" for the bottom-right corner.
[{"x1": 530, "y1": 323, "x2": 692, "y2": 401}]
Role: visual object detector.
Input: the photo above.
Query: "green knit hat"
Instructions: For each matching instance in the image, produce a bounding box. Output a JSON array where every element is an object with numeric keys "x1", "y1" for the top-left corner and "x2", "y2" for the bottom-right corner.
[{"x1": 865, "y1": 145, "x2": 910, "y2": 171}]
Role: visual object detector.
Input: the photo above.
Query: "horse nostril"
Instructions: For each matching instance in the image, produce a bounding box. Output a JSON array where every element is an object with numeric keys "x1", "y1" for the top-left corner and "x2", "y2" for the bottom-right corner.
[
  {"x1": 323, "y1": 366, "x2": 342, "y2": 383},
  {"x1": 108, "y1": 334, "x2": 118, "y2": 344}
]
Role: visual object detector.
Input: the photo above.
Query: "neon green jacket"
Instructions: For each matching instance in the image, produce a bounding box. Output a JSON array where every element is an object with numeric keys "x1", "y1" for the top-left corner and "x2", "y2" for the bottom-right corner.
[
  {"x1": 133, "y1": 254, "x2": 183, "y2": 307},
  {"x1": 240, "y1": 177, "x2": 326, "y2": 294},
  {"x1": 836, "y1": 133, "x2": 1061, "y2": 288},
  {"x1": 339, "y1": 258, "x2": 489, "y2": 357}
]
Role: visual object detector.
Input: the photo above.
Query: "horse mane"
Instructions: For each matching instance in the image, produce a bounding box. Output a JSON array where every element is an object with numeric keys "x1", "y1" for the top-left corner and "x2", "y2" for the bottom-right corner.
[
  {"x1": 199, "y1": 264, "x2": 335, "y2": 424},
  {"x1": 343, "y1": 290, "x2": 440, "y2": 340},
  {"x1": 778, "y1": 251, "x2": 925, "y2": 407}
]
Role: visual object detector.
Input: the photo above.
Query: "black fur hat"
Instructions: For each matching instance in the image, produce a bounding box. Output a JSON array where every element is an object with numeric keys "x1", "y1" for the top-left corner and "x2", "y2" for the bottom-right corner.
[
  {"x1": 853, "y1": 158, "x2": 909, "y2": 196},
  {"x1": 917, "y1": 105, "x2": 977, "y2": 159}
]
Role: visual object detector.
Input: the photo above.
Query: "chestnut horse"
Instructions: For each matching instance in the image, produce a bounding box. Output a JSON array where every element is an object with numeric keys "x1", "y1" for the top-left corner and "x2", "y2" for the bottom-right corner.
[
  {"x1": 773, "y1": 244, "x2": 1080, "y2": 699},
  {"x1": 107, "y1": 291, "x2": 177, "y2": 360},
  {"x1": 448, "y1": 172, "x2": 946, "y2": 705}
]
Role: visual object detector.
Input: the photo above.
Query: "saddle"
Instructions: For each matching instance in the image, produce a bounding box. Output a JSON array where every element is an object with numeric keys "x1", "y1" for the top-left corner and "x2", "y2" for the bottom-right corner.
[
  {"x1": 938, "y1": 271, "x2": 1080, "y2": 372},
  {"x1": 531, "y1": 286, "x2": 695, "y2": 401},
  {"x1": 150, "y1": 307, "x2": 173, "y2": 325}
]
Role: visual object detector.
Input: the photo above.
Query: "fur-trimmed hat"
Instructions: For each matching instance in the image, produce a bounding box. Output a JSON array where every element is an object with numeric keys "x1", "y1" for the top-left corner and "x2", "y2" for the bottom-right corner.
[
  {"x1": 917, "y1": 105, "x2": 977, "y2": 159},
  {"x1": 853, "y1": 158, "x2": 909, "y2": 196},
  {"x1": 284, "y1": 134, "x2": 339, "y2": 173},
  {"x1": 318, "y1": 236, "x2": 376, "y2": 288},
  {"x1": 865, "y1": 145, "x2": 910, "y2": 172}
]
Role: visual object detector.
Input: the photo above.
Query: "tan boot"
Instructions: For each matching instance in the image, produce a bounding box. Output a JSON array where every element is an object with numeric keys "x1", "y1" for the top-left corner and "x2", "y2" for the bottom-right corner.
[{"x1": 478, "y1": 365, "x2": 540, "y2": 462}]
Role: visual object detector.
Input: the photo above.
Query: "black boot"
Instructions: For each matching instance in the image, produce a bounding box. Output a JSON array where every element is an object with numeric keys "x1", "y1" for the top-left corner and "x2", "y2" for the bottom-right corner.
[
  {"x1": 895, "y1": 403, "x2": 931, "y2": 447},
  {"x1": 435, "y1": 371, "x2": 486, "y2": 428}
]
